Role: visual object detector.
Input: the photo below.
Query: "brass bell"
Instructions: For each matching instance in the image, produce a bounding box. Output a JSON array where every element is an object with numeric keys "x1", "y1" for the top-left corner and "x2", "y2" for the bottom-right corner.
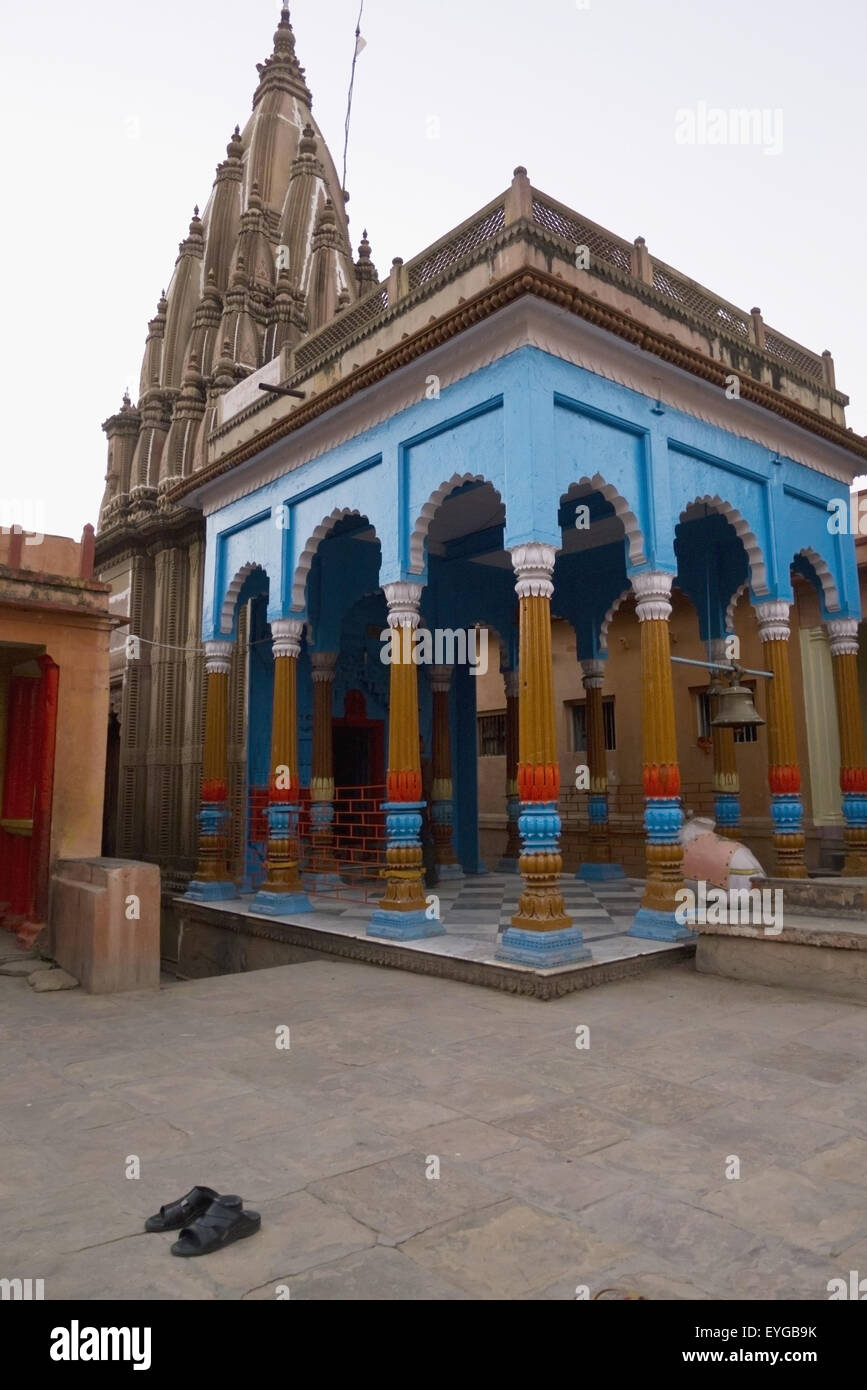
[{"x1": 711, "y1": 675, "x2": 765, "y2": 732}]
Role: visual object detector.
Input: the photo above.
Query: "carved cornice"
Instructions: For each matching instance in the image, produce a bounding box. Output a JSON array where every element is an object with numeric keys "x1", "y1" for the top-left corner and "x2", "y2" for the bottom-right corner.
[{"x1": 165, "y1": 266, "x2": 867, "y2": 507}]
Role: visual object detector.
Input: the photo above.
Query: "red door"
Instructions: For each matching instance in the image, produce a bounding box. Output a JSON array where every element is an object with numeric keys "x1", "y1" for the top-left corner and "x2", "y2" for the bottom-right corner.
[{"x1": 0, "y1": 657, "x2": 59, "y2": 925}]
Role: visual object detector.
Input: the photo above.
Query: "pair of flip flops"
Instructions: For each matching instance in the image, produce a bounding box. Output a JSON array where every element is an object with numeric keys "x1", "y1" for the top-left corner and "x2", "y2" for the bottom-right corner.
[{"x1": 145, "y1": 1186, "x2": 261, "y2": 1258}]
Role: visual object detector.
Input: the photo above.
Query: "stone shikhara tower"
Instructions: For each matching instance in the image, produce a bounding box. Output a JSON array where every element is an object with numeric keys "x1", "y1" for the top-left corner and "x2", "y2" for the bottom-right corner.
[{"x1": 96, "y1": 9, "x2": 371, "y2": 892}]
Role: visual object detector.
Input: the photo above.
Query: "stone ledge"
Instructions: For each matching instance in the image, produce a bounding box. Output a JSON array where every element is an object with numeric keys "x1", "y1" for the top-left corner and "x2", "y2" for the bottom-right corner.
[{"x1": 170, "y1": 898, "x2": 694, "y2": 1001}]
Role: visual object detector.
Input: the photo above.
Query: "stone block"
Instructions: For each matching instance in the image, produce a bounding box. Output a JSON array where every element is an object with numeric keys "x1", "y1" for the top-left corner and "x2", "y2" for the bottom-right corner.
[{"x1": 49, "y1": 858, "x2": 160, "y2": 994}]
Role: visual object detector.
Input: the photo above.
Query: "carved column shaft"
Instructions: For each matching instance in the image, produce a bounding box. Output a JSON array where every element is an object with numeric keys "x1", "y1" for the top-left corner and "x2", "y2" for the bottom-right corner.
[
  {"x1": 308, "y1": 652, "x2": 341, "y2": 885},
  {"x1": 583, "y1": 659, "x2": 611, "y2": 864},
  {"x1": 253, "y1": 620, "x2": 312, "y2": 913},
  {"x1": 370, "y1": 584, "x2": 436, "y2": 938},
  {"x1": 709, "y1": 638, "x2": 741, "y2": 840},
  {"x1": 188, "y1": 641, "x2": 235, "y2": 898},
  {"x1": 828, "y1": 620, "x2": 867, "y2": 876},
  {"x1": 498, "y1": 667, "x2": 521, "y2": 870},
  {"x1": 756, "y1": 602, "x2": 807, "y2": 878},
  {"x1": 629, "y1": 573, "x2": 690, "y2": 940},
  {"x1": 429, "y1": 666, "x2": 461, "y2": 876}
]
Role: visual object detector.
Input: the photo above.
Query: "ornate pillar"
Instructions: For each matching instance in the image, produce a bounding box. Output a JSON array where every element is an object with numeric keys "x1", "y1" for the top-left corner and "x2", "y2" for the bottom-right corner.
[
  {"x1": 307, "y1": 651, "x2": 342, "y2": 888},
  {"x1": 629, "y1": 573, "x2": 691, "y2": 940},
  {"x1": 497, "y1": 544, "x2": 590, "y2": 966},
  {"x1": 428, "y1": 666, "x2": 463, "y2": 879},
  {"x1": 251, "y1": 619, "x2": 313, "y2": 915},
  {"x1": 497, "y1": 666, "x2": 522, "y2": 872},
  {"x1": 755, "y1": 601, "x2": 808, "y2": 878},
  {"x1": 827, "y1": 619, "x2": 867, "y2": 876},
  {"x1": 369, "y1": 583, "x2": 444, "y2": 939},
  {"x1": 709, "y1": 637, "x2": 741, "y2": 840},
  {"x1": 185, "y1": 641, "x2": 236, "y2": 901},
  {"x1": 576, "y1": 657, "x2": 625, "y2": 881}
]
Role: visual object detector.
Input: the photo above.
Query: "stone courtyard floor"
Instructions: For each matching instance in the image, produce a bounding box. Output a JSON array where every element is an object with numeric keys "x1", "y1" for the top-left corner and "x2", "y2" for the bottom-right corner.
[{"x1": 2, "y1": 944, "x2": 867, "y2": 1301}]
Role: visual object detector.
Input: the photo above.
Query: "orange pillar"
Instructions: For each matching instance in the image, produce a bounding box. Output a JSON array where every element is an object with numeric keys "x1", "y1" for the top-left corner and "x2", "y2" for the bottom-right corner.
[
  {"x1": 755, "y1": 601, "x2": 808, "y2": 878},
  {"x1": 186, "y1": 641, "x2": 236, "y2": 901},
  {"x1": 629, "y1": 572, "x2": 691, "y2": 940},
  {"x1": 497, "y1": 544, "x2": 590, "y2": 966},
  {"x1": 827, "y1": 619, "x2": 867, "y2": 876}
]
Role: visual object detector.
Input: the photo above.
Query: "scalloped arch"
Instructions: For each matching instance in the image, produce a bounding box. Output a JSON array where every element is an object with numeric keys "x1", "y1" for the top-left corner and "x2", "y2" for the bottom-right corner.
[
  {"x1": 291, "y1": 507, "x2": 372, "y2": 611},
  {"x1": 793, "y1": 547, "x2": 841, "y2": 613},
  {"x1": 679, "y1": 495, "x2": 768, "y2": 596},
  {"x1": 219, "y1": 562, "x2": 268, "y2": 636},
  {"x1": 725, "y1": 581, "x2": 749, "y2": 635},
  {"x1": 599, "y1": 586, "x2": 633, "y2": 654},
  {"x1": 409, "y1": 475, "x2": 503, "y2": 576},
  {"x1": 561, "y1": 475, "x2": 646, "y2": 567}
]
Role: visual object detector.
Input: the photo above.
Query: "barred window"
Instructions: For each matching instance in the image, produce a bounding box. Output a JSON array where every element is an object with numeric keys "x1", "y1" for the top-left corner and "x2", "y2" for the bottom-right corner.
[
  {"x1": 571, "y1": 699, "x2": 616, "y2": 752},
  {"x1": 477, "y1": 711, "x2": 507, "y2": 757}
]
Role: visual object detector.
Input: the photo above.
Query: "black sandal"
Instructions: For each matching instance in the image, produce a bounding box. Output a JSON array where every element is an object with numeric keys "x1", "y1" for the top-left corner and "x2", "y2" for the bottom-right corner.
[
  {"x1": 170, "y1": 1195, "x2": 261, "y2": 1258},
  {"x1": 144, "y1": 1185, "x2": 219, "y2": 1233}
]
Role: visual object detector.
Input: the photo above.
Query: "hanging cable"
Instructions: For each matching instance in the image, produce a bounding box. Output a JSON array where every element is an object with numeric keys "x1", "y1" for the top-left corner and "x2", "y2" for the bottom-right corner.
[{"x1": 341, "y1": 0, "x2": 366, "y2": 199}]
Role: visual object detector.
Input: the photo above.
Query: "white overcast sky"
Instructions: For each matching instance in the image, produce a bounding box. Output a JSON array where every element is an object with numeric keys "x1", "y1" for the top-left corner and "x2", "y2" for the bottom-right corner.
[{"x1": 1, "y1": 0, "x2": 865, "y2": 539}]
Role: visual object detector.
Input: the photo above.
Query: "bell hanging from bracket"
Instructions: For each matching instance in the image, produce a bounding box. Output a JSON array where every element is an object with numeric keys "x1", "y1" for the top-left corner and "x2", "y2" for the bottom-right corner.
[{"x1": 710, "y1": 668, "x2": 765, "y2": 732}]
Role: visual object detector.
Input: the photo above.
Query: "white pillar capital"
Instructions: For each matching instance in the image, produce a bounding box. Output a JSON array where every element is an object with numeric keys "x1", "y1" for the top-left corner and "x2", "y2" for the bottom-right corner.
[
  {"x1": 383, "y1": 582, "x2": 423, "y2": 629},
  {"x1": 510, "y1": 543, "x2": 557, "y2": 600},
  {"x1": 754, "y1": 600, "x2": 792, "y2": 644},
  {"x1": 203, "y1": 640, "x2": 234, "y2": 676},
  {"x1": 311, "y1": 651, "x2": 339, "y2": 682},
  {"x1": 581, "y1": 658, "x2": 606, "y2": 689},
  {"x1": 632, "y1": 571, "x2": 674, "y2": 623},
  {"x1": 429, "y1": 665, "x2": 453, "y2": 693},
  {"x1": 271, "y1": 617, "x2": 305, "y2": 659},
  {"x1": 503, "y1": 668, "x2": 520, "y2": 699},
  {"x1": 826, "y1": 618, "x2": 860, "y2": 658}
]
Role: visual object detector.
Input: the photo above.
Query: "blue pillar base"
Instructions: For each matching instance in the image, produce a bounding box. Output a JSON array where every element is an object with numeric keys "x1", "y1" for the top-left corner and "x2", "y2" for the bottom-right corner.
[
  {"x1": 576, "y1": 862, "x2": 627, "y2": 882},
  {"x1": 497, "y1": 857, "x2": 520, "y2": 873},
  {"x1": 628, "y1": 908, "x2": 694, "y2": 942},
  {"x1": 496, "y1": 927, "x2": 591, "y2": 967},
  {"x1": 250, "y1": 890, "x2": 314, "y2": 917},
  {"x1": 435, "y1": 864, "x2": 465, "y2": 881},
  {"x1": 368, "y1": 909, "x2": 446, "y2": 941},
  {"x1": 183, "y1": 880, "x2": 238, "y2": 903}
]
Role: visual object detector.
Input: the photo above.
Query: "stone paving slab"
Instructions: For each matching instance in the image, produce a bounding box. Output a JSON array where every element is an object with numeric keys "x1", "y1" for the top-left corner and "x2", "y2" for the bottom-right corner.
[{"x1": 1, "y1": 955, "x2": 866, "y2": 1300}]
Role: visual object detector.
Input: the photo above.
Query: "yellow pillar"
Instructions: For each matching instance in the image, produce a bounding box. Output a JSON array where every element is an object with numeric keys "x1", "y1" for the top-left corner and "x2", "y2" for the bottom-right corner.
[
  {"x1": 576, "y1": 657, "x2": 626, "y2": 880},
  {"x1": 498, "y1": 544, "x2": 589, "y2": 966},
  {"x1": 370, "y1": 583, "x2": 440, "y2": 939},
  {"x1": 428, "y1": 666, "x2": 462, "y2": 878},
  {"x1": 187, "y1": 640, "x2": 236, "y2": 900},
  {"x1": 497, "y1": 666, "x2": 522, "y2": 871},
  {"x1": 308, "y1": 651, "x2": 341, "y2": 887},
  {"x1": 827, "y1": 619, "x2": 867, "y2": 876},
  {"x1": 709, "y1": 637, "x2": 741, "y2": 840},
  {"x1": 755, "y1": 601, "x2": 808, "y2": 878},
  {"x1": 252, "y1": 619, "x2": 312, "y2": 914},
  {"x1": 629, "y1": 572, "x2": 690, "y2": 940}
]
